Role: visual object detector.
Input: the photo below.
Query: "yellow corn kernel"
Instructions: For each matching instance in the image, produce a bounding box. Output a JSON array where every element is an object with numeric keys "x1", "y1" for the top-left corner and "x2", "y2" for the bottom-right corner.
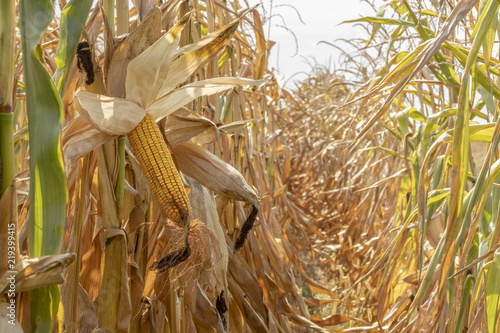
[{"x1": 127, "y1": 113, "x2": 191, "y2": 224}]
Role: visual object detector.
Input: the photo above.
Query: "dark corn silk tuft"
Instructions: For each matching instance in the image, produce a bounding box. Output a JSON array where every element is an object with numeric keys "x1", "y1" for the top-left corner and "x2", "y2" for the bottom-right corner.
[
  {"x1": 216, "y1": 290, "x2": 228, "y2": 330},
  {"x1": 76, "y1": 42, "x2": 94, "y2": 85},
  {"x1": 151, "y1": 242, "x2": 191, "y2": 272},
  {"x1": 234, "y1": 205, "x2": 258, "y2": 253}
]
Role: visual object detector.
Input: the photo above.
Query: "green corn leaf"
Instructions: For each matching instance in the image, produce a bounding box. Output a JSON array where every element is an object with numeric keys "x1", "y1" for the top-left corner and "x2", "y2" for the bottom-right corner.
[
  {"x1": 486, "y1": 253, "x2": 500, "y2": 332},
  {"x1": 19, "y1": 0, "x2": 67, "y2": 331}
]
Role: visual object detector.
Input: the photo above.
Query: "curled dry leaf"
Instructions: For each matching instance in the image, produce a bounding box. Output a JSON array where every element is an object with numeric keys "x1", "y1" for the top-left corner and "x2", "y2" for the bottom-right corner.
[
  {"x1": 164, "y1": 111, "x2": 252, "y2": 148},
  {"x1": 0, "y1": 253, "x2": 76, "y2": 295},
  {"x1": 164, "y1": 109, "x2": 219, "y2": 148},
  {"x1": 62, "y1": 116, "x2": 114, "y2": 173},
  {"x1": 126, "y1": 12, "x2": 191, "y2": 107},
  {"x1": 173, "y1": 141, "x2": 260, "y2": 208},
  {"x1": 74, "y1": 90, "x2": 146, "y2": 136}
]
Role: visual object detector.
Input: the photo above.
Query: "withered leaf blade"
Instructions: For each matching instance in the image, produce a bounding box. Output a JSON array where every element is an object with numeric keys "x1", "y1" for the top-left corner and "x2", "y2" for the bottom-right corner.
[
  {"x1": 126, "y1": 12, "x2": 191, "y2": 107},
  {"x1": 0, "y1": 253, "x2": 76, "y2": 295},
  {"x1": 106, "y1": 7, "x2": 162, "y2": 98},
  {"x1": 156, "y1": 17, "x2": 244, "y2": 97}
]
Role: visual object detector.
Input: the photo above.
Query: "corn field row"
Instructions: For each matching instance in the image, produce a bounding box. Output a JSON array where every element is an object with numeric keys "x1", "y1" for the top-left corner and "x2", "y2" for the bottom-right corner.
[{"x1": 2, "y1": 0, "x2": 500, "y2": 332}]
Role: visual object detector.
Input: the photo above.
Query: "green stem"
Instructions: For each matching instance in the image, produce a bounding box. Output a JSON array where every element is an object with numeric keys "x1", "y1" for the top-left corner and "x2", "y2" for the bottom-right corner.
[
  {"x1": 105, "y1": 0, "x2": 115, "y2": 37},
  {"x1": 0, "y1": 0, "x2": 16, "y2": 196},
  {"x1": 0, "y1": 113, "x2": 15, "y2": 195},
  {"x1": 69, "y1": 155, "x2": 90, "y2": 333},
  {"x1": 115, "y1": 136, "x2": 126, "y2": 209}
]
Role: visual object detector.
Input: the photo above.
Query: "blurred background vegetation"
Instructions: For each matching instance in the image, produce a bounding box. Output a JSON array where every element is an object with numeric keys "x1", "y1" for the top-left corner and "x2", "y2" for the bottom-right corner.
[{"x1": 2, "y1": 0, "x2": 500, "y2": 332}]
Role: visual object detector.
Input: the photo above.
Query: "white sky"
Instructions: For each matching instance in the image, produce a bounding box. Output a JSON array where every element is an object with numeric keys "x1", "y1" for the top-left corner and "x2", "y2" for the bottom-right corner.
[{"x1": 245, "y1": 0, "x2": 384, "y2": 85}]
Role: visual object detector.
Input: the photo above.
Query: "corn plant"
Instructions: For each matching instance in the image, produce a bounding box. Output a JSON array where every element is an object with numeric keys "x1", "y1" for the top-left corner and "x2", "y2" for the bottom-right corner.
[
  {"x1": 0, "y1": 0, "x2": 334, "y2": 332},
  {"x1": 328, "y1": 0, "x2": 500, "y2": 331}
]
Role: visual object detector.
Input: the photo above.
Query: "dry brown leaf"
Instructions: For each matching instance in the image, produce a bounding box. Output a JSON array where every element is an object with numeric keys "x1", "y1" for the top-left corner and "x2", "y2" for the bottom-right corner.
[
  {"x1": 160, "y1": 0, "x2": 185, "y2": 30},
  {"x1": 164, "y1": 110, "x2": 218, "y2": 148},
  {"x1": 106, "y1": 7, "x2": 162, "y2": 97},
  {"x1": 126, "y1": 13, "x2": 191, "y2": 107},
  {"x1": 283, "y1": 312, "x2": 329, "y2": 333},
  {"x1": 193, "y1": 286, "x2": 225, "y2": 331},
  {"x1": 0, "y1": 253, "x2": 75, "y2": 294}
]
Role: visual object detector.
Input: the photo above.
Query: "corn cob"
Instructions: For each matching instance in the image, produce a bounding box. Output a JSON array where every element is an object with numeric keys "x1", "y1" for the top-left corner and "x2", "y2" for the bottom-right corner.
[
  {"x1": 76, "y1": 41, "x2": 191, "y2": 270},
  {"x1": 127, "y1": 113, "x2": 191, "y2": 225}
]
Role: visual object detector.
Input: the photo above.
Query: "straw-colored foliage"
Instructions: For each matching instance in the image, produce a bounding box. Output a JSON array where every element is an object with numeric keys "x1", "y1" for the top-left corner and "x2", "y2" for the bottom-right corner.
[
  {"x1": 3, "y1": 0, "x2": 500, "y2": 332},
  {"x1": 0, "y1": 0, "x2": 325, "y2": 331}
]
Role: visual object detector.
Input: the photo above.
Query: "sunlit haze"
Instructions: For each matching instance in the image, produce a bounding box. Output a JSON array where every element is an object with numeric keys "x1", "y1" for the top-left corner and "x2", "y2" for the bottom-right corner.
[{"x1": 245, "y1": 1, "x2": 384, "y2": 86}]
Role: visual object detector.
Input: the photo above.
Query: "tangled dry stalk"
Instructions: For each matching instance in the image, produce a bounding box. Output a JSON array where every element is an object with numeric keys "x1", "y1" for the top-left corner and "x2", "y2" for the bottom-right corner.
[{"x1": 3, "y1": 0, "x2": 500, "y2": 332}]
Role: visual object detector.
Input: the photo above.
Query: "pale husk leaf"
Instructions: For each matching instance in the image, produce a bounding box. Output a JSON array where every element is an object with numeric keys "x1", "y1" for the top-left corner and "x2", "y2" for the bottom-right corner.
[
  {"x1": 147, "y1": 77, "x2": 266, "y2": 121},
  {"x1": 62, "y1": 116, "x2": 114, "y2": 173},
  {"x1": 125, "y1": 13, "x2": 191, "y2": 107},
  {"x1": 173, "y1": 141, "x2": 259, "y2": 207},
  {"x1": 74, "y1": 90, "x2": 146, "y2": 136},
  {"x1": 156, "y1": 18, "x2": 243, "y2": 98}
]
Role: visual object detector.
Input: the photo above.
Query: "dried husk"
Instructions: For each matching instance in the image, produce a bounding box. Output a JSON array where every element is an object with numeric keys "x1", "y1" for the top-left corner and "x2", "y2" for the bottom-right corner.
[{"x1": 173, "y1": 140, "x2": 260, "y2": 207}]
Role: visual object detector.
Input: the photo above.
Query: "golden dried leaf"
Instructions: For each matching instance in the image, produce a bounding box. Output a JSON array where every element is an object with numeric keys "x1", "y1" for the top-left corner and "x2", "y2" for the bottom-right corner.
[
  {"x1": 126, "y1": 13, "x2": 191, "y2": 107},
  {"x1": 156, "y1": 17, "x2": 243, "y2": 97},
  {"x1": 0, "y1": 253, "x2": 76, "y2": 294},
  {"x1": 106, "y1": 8, "x2": 162, "y2": 97}
]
